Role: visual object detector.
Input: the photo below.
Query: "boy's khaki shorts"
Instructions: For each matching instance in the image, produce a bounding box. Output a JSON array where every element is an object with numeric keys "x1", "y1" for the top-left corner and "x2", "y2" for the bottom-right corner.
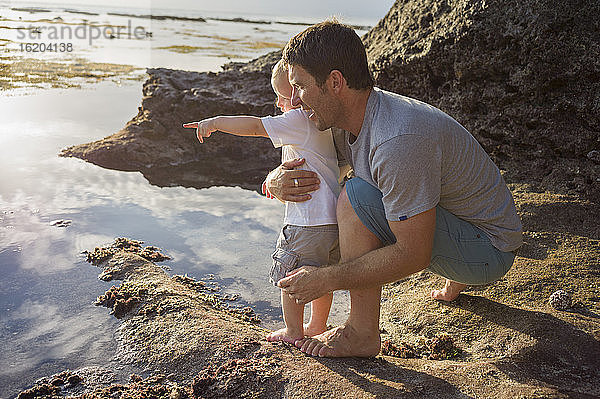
[{"x1": 270, "y1": 224, "x2": 340, "y2": 286}]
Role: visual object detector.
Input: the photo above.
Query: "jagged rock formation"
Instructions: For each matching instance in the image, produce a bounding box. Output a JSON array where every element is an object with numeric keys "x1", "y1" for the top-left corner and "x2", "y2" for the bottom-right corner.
[
  {"x1": 364, "y1": 0, "x2": 599, "y2": 198},
  {"x1": 61, "y1": 52, "x2": 283, "y2": 190}
]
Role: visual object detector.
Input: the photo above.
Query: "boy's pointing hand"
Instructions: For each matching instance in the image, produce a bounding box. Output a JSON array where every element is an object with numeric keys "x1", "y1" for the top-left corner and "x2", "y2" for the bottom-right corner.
[{"x1": 183, "y1": 118, "x2": 217, "y2": 143}]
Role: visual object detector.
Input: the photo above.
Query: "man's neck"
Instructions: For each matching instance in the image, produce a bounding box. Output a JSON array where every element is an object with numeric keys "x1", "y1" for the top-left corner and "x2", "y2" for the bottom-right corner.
[{"x1": 339, "y1": 88, "x2": 372, "y2": 137}]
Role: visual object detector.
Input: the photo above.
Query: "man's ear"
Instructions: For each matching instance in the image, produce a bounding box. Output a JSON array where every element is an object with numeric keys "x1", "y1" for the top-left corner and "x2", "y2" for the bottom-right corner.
[{"x1": 328, "y1": 70, "x2": 346, "y2": 94}]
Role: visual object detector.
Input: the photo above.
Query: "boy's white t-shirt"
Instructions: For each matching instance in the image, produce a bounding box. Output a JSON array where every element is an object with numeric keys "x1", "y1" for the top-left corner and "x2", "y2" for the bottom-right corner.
[{"x1": 261, "y1": 108, "x2": 341, "y2": 227}]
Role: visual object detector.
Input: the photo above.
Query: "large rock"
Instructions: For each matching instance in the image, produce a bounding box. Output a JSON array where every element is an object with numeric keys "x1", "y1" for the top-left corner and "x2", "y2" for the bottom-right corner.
[
  {"x1": 61, "y1": 51, "x2": 283, "y2": 190},
  {"x1": 364, "y1": 0, "x2": 599, "y2": 198}
]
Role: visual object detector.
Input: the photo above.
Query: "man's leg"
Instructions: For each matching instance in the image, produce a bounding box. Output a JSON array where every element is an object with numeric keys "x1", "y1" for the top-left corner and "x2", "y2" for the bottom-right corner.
[
  {"x1": 296, "y1": 187, "x2": 383, "y2": 357},
  {"x1": 427, "y1": 206, "x2": 516, "y2": 300}
]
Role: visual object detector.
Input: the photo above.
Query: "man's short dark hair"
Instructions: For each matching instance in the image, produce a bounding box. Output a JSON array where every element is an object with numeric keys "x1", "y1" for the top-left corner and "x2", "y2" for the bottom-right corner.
[{"x1": 282, "y1": 20, "x2": 374, "y2": 90}]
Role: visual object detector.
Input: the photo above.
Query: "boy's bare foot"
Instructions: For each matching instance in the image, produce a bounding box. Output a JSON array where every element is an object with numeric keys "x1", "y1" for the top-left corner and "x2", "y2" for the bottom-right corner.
[
  {"x1": 303, "y1": 323, "x2": 327, "y2": 337},
  {"x1": 266, "y1": 328, "x2": 304, "y2": 344},
  {"x1": 295, "y1": 323, "x2": 381, "y2": 358},
  {"x1": 431, "y1": 279, "x2": 467, "y2": 302}
]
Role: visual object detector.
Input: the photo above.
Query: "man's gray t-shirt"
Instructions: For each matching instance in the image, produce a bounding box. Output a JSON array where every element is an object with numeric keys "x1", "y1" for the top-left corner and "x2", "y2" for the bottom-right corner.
[{"x1": 337, "y1": 87, "x2": 522, "y2": 252}]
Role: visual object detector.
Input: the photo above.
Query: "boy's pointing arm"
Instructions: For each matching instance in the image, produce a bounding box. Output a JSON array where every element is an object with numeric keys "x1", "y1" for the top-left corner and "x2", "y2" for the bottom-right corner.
[{"x1": 183, "y1": 116, "x2": 268, "y2": 143}]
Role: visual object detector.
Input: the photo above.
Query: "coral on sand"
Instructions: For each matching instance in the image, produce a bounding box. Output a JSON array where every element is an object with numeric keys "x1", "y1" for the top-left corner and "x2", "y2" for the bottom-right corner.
[
  {"x1": 86, "y1": 237, "x2": 170, "y2": 267},
  {"x1": 548, "y1": 289, "x2": 572, "y2": 311}
]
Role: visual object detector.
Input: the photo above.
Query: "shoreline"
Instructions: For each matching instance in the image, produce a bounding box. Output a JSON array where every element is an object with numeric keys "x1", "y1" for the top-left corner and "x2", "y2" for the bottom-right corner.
[
  {"x1": 8, "y1": 6, "x2": 373, "y2": 30},
  {"x1": 16, "y1": 201, "x2": 600, "y2": 397}
]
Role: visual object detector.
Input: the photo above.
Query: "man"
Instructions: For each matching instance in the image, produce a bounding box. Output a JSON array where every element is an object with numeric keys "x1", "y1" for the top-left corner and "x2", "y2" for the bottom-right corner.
[{"x1": 267, "y1": 20, "x2": 522, "y2": 358}]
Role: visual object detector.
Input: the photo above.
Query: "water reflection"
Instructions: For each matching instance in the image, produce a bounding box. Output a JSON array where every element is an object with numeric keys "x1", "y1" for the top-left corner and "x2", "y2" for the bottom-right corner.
[
  {"x1": 0, "y1": 245, "x2": 120, "y2": 396},
  {"x1": 1, "y1": 300, "x2": 117, "y2": 372},
  {"x1": 0, "y1": 82, "x2": 284, "y2": 395}
]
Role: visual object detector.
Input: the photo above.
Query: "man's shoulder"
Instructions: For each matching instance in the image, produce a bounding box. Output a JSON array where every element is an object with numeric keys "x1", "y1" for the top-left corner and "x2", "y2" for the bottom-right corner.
[
  {"x1": 365, "y1": 88, "x2": 418, "y2": 144},
  {"x1": 373, "y1": 87, "x2": 434, "y2": 116},
  {"x1": 373, "y1": 87, "x2": 412, "y2": 104},
  {"x1": 368, "y1": 87, "x2": 451, "y2": 144}
]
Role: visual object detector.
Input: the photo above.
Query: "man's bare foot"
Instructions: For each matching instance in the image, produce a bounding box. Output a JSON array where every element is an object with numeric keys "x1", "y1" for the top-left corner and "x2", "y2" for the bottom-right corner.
[
  {"x1": 294, "y1": 323, "x2": 381, "y2": 357},
  {"x1": 266, "y1": 327, "x2": 304, "y2": 344},
  {"x1": 431, "y1": 279, "x2": 467, "y2": 302},
  {"x1": 303, "y1": 322, "x2": 327, "y2": 337}
]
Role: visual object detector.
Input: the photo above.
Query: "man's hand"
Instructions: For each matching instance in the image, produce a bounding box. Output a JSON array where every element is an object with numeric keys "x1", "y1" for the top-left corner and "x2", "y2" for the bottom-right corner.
[
  {"x1": 183, "y1": 118, "x2": 217, "y2": 143},
  {"x1": 277, "y1": 266, "x2": 330, "y2": 305},
  {"x1": 265, "y1": 158, "x2": 320, "y2": 202}
]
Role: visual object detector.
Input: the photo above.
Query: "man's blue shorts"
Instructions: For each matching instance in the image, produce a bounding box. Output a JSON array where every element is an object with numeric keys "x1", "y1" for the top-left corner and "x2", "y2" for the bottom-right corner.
[{"x1": 345, "y1": 177, "x2": 515, "y2": 285}]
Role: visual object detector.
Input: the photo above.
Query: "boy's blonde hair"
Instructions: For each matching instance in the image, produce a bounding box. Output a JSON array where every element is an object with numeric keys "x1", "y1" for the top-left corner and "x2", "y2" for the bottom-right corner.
[{"x1": 271, "y1": 59, "x2": 288, "y2": 81}]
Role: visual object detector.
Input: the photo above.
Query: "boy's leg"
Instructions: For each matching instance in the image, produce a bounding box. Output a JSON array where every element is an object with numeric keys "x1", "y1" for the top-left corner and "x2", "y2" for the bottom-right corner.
[
  {"x1": 304, "y1": 292, "x2": 333, "y2": 336},
  {"x1": 276, "y1": 225, "x2": 339, "y2": 337},
  {"x1": 267, "y1": 289, "x2": 306, "y2": 344}
]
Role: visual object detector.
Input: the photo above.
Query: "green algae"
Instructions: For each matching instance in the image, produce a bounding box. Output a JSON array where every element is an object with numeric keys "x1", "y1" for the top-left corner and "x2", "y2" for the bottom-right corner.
[
  {"x1": 87, "y1": 238, "x2": 260, "y2": 324},
  {"x1": 155, "y1": 45, "x2": 212, "y2": 53},
  {"x1": 86, "y1": 237, "x2": 171, "y2": 266},
  {"x1": 0, "y1": 50, "x2": 144, "y2": 92}
]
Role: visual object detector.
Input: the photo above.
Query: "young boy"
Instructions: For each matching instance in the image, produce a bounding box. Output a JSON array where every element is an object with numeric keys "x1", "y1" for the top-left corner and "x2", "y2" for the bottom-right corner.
[{"x1": 183, "y1": 60, "x2": 341, "y2": 344}]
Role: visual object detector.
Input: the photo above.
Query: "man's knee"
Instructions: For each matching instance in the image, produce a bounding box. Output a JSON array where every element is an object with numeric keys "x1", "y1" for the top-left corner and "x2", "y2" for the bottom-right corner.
[
  {"x1": 337, "y1": 185, "x2": 382, "y2": 243},
  {"x1": 336, "y1": 185, "x2": 383, "y2": 261},
  {"x1": 341, "y1": 178, "x2": 396, "y2": 246}
]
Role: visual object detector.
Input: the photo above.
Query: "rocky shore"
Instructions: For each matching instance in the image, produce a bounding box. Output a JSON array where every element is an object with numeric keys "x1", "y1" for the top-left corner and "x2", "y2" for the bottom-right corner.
[
  {"x1": 18, "y1": 198, "x2": 600, "y2": 398},
  {"x1": 20, "y1": 0, "x2": 600, "y2": 397},
  {"x1": 364, "y1": 0, "x2": 599, "y2": 201}
]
